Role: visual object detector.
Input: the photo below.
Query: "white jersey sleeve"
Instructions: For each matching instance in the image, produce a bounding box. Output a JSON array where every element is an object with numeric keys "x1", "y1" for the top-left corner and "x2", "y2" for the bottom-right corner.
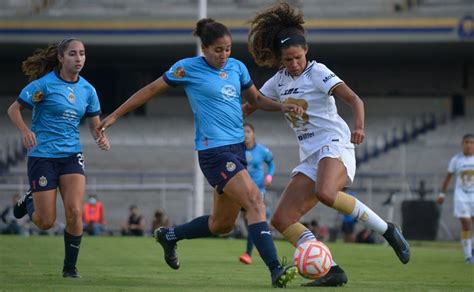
[
  {"x1": 447, "y1": 155, "x2": 456, "y2": 173},
  {"x1": 312, "y1": 63, "x2": 343, "y2": 95},
  {"x1": 260, "y1": 71, "x2": 280, "y2": 101}
]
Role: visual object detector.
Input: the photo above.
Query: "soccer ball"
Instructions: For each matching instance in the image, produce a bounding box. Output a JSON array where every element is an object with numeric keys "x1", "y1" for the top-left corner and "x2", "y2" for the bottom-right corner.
[{"x1": 293, "y1": 240, "x2": 332, "y2": 279}]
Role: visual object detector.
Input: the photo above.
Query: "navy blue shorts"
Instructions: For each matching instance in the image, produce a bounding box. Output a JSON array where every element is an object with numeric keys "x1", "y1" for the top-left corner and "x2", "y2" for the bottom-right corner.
[
  {"x1": 198, "y1": 142, "x2": 247, "y2": 194},
  {"x1": 27, "y1": 153, "x2": 85, "y2": 192}
]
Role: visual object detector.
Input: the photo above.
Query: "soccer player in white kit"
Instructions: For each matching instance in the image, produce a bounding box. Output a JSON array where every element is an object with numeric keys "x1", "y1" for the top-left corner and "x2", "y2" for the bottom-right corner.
[
  {"x1": 437, "y1": 134, "x2": 474, "y2": 264},
  {"x1": 245, "y1": 2, "x2": 410, "y2": 287}
]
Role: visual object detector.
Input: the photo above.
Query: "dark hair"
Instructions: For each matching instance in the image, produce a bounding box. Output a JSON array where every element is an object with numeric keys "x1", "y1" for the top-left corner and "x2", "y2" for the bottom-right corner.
[
  {"x1": 463, "y1": 133, "x2": 474, "y2": 141},
  {"x1": 22, "y1": 37, "x2": 80, "y2": 81},
  {"x1": 243, "y1": 122, "x2": 254, "y2": 132},
  {"x1": 193, "y1": 18, "x2": 231, "y2": 47},
  {"x1": 248, "y1": 2, "x2": 306, "y2": 67}
]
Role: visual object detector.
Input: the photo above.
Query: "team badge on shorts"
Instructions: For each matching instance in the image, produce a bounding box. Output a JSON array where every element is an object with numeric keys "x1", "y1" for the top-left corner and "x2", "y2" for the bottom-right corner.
[
  {"x1": 173, "y1": 67, "x2": 185, "y2": 78},
  {"x1": 38, "y1": 176, "x2": 48, "y2": 187},
  {"x1": 226, "y1": 161, "x2": 236, "y2": 172}
]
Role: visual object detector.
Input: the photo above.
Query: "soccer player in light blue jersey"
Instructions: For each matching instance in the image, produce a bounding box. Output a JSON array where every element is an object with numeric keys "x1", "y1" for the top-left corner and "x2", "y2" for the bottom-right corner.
[
  {"x1": 7, "y1": 38, "x2": 110, "y2": 278},
  {"x1": 98, "y1": 18, "x2": 303, "y2": 288},
  {"x1": 239, "y1": 123, "x2": 275, "y2": 265}
]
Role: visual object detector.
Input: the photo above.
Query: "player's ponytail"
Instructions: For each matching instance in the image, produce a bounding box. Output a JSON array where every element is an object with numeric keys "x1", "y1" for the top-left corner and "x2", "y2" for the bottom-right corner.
[
  {"x1": 194, "y1": 18, "x2": 231, "y2": 47},
  {"x1": 248, "y1": 2, "x2": 306, "y2": 68},
  {"x1": 22, "y1": 37, "x2": 78, "y2": 81}
]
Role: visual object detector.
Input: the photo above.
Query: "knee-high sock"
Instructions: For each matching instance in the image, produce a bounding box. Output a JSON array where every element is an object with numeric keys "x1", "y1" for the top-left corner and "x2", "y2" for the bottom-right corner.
[
  {"x1": 64, "y1": 231, "x2": 82, "y2": 269},
  {"x1": 169, "y1": 215, "x2": 212, "y2": 241},
  {"x1": 461, "y1": 230, "x2": 472, "y2": 260},
  {"x1": 332, "y1": 191, "x2": 388, "y2": 234},
  {"x1": 248, "y1": 221, "x2": 280, "y2": 272},
  {"x1": 246, "y1": 234, "x2": 254, "y2": 256},
  {"x1": 282, "y1": 222, "x2": 337, "y2": 267}
]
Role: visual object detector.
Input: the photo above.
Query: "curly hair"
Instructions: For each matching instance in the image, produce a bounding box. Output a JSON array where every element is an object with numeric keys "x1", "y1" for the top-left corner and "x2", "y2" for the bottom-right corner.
[
  {"x1": 248, "y1": 2, "x2": 305, "y2": 67},
  {"x1": 22, "y1": 38, "x2": 79, "y2": 81},
  {"x1": 194, "y1": 18, "x2": 231, "y2": 47}
]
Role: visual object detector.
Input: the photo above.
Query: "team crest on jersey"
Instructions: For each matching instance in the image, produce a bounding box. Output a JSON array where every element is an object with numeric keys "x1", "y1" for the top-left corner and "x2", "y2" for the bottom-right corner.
[
  {"x1": 68, "y1": 93, "x2": 75, "y2": 103},
  {"x1": 219, "y1": 71, "x2": 228, "y2": 80},
  {"x1": 226, "y1": 161, "x2": 236, "y2": 172},
  {"x1": 38, "y1": 176, "x2": 48, "y2": 187},
  {"x1": 173, "y1": 67, "x2": 185, "y2": 78},
  {"x1": 32, "y1": 91, "x2": 43, "y2": 102}
]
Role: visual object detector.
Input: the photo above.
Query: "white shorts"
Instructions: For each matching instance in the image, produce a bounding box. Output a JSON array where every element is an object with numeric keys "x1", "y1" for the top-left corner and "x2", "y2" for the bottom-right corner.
[
  {"x1": 454, "y1": 199, "x2": 474, "y2": 218},
  {"x1": 291, "y1": 143, "x2": 356, "y2": 185}
]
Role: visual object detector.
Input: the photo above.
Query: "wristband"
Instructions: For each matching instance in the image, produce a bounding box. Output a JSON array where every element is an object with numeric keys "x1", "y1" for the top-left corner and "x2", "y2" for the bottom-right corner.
[
  {"x1": 438, "y1": 192, "x2": 445, "y2": 198},
  {"x1": 265, "y1": 174, "x2": 272, "y2": 184}
]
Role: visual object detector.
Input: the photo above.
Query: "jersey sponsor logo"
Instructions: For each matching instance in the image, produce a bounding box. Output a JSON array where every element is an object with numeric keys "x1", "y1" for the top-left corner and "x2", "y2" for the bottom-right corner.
[
  {"x1": 62, "y1": 109, "x2": 78, "y2": 121},
  {"x1": 38, "y1": 176, "x2": 48, "y2": 187},
  {"x1": 219, "y1": 71, "x2": 228, "y2": 80},
  {"x1": 298, "y1": 131, "x2": 315, "y2": 141},
  {"x1": 322, "y1": 73, "x2": 336, "y2": 83},
  {"x1": 32, "y1": 90, "x2": 43, "y2": 102},
  {"x1": 226, "y1": 161, "x2": 236, "y2": 172},
  {"x1": 173, "y1": 67, "x2": 185, "y2": 78},
  {"x1": 221, "y1": 85, "x2": 237, "y2": 101},
  {"x1": 282, "y1": 88, "x2": 302, "y2": 95}
]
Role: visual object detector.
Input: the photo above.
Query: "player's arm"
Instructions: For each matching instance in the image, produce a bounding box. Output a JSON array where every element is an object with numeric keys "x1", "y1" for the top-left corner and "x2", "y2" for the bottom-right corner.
[
  {"x1": 264, "y1": 149, "x2": 275, "y2": 188},
  {"x1": 437, "y1": 172, "x2": 453, "y2": 204},
  {"x1": 332, "y1": 83, "x2": 365, "y2": 145},
  {"x1": 242, "y1": 85, "x2": 304, "y2": 115},
  {"x1": 98, "y1": 77, "x2": 171, "y2": 133},
  {"x1": 89, "y1": 115, "x2": 110, "y2": 151},
  {"x1": 7, "y1": 101, "x2": 36, "y2": 151}
]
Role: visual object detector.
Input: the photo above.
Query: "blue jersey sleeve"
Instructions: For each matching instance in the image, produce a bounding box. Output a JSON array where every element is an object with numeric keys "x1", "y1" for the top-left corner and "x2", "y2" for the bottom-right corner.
[
  {"x1": 17, "y1": 80, "x2": 46, "y2": 109},
  {"x1": 237, "y1": 60, "x2": 253, "y2": 90},
  {"x1": 85, "y1": 86, "x2": 101, "y2": 117},
  {"x1": 163, "y1": 59, "x2": 190, "y2": 87},
  {"x1": 264, "y1": 146, "x2": 275, "y2": 176}
]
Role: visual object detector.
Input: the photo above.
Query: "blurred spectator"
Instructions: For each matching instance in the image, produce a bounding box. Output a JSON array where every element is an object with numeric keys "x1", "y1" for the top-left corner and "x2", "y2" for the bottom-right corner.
[
  {"x1": 1, "y1": 193, "x2": 26, "y2": 235},
  {"x1": 306, "y1": 217, "x2": 329, "y2": 242},
  {"x1": 356, "y1": 228, "x2": 376, "y2": 244},
  {"x1": 83, "y1": 194, "x2": 106, "y2": 236},
  {"x1": 151, "y1": 208, "x2": 172, "y2": 233},
  {"x1": 121, "y1": 205, "x2": 145, "y2": 236}
]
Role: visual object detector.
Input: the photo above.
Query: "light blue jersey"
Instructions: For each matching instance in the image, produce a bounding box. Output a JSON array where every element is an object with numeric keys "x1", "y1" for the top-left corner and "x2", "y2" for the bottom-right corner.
[
  {"x1": 246, "y1": 143, "x2": 275, "y2": 194},
  {"x1": 17, "y1": 71, "x2": 101, "y2": 158},
  {"x1": 163, "y1": 56, "x2": 253, "y2": 150}
]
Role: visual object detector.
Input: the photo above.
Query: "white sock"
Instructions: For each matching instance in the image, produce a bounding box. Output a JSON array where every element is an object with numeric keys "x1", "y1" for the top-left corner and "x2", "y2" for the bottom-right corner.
[
  {"x1": 351, "y1": 199, "x2": 388, "y2": 234},
  {"x1": 461, "y1": 238, "x2": 472, "y2": 260},
  {"x1": 297, "y1": 230, "x2": 337, "y2": 267}
]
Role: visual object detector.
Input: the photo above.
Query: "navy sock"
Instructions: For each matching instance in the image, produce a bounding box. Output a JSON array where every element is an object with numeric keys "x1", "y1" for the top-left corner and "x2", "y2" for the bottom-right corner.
[
  {"x1": 248, "y1": 221, "x2": 280, "y2": 272},
  {"x1": 169, "y1": 215, "x2": 212, "y2": 241},
  {"x1": 64, "y1": 231, "x2": 82, "y2": 269},
  {"x1": 246, "y1": 234, "x2": 254, "y2": 256},
  {"x1": 26, "y1": 197, "x2": 34, "y2": 220}
]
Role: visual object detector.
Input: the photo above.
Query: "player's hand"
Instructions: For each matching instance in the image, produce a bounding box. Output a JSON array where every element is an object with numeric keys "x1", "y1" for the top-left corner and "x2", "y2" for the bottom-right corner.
[
  {"x1": 97, "y1": 116, "x2": 117, "y2": 138},
  {"x1": 351, "y1": 127, "x2": 365, "y2": 145},
  {"x1": 281, "y1": 103, "x2": 304, "y2": 116},
  {"x1": 264, "y1": 174, "x2": 272, "y2": 188},
  {"x1": 20, "y1": 128, "x2": 37, "y2": 151},
  {"x1": 436, "y1": 193, "x2": 445, "y2": 204},
  {"x1": 96, "y1": 135, "x2": 111, "y2": 151}
]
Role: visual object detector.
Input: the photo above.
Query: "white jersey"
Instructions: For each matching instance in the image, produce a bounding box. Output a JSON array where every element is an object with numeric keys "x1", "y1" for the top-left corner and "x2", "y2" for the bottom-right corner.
[
  {"x1": 448, "y1": 153, "x2": 474, "y2": 202},
  {"x1": 260, "y1": 60, "x2": 353, "y2": 162}
]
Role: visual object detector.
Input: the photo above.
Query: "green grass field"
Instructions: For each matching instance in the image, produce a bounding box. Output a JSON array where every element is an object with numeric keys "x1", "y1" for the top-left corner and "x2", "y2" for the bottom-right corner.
[{"x1": 0, "y1": 236, "x2": 473, "y2": 291}]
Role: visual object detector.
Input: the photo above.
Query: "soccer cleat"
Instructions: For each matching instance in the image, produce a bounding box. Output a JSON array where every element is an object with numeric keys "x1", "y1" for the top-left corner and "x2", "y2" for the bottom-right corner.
[
  {"x1": 62, "y1": 267, "x2": 81, "y2": 278},
  {"x1": 153, "y1": 227, "x2": 180, "y2": 270},
  {"x1": 271, "y1": 264, "x2": 297, "y2": 288},
  {"x1": 383, "y1": 222, "x2": 410, "y2": 264},
  {"x1": 301, "y1": 265, "x2": 348, "y2": 287},
  {"x1": 13, "y1": 189, "x2": 32, "y2": 219},
  {"x1": 239, "y1": 253, "x2": 252, "y2": 265},
  {"x1": 465, "y1": 257, "x2": 473, "y2": 264}
]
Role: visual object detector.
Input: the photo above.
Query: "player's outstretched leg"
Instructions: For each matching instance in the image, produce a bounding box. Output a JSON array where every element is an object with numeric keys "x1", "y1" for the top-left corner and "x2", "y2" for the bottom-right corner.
[
  {"x1": 271, "y1": 262, "x2": 298, "y2": 288},
  {"x1": 383, "y1": 222, "x2": 410, "y2": 264},
  {"x1": 301, "y1": 265, "x2": 348, "y2": 287},
  {"x1": 14, "y1": 189, "x2": 32, "y2": 219},
  {"x1": 153, "y1": 227, "x2": 180, "y2": 270}
]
